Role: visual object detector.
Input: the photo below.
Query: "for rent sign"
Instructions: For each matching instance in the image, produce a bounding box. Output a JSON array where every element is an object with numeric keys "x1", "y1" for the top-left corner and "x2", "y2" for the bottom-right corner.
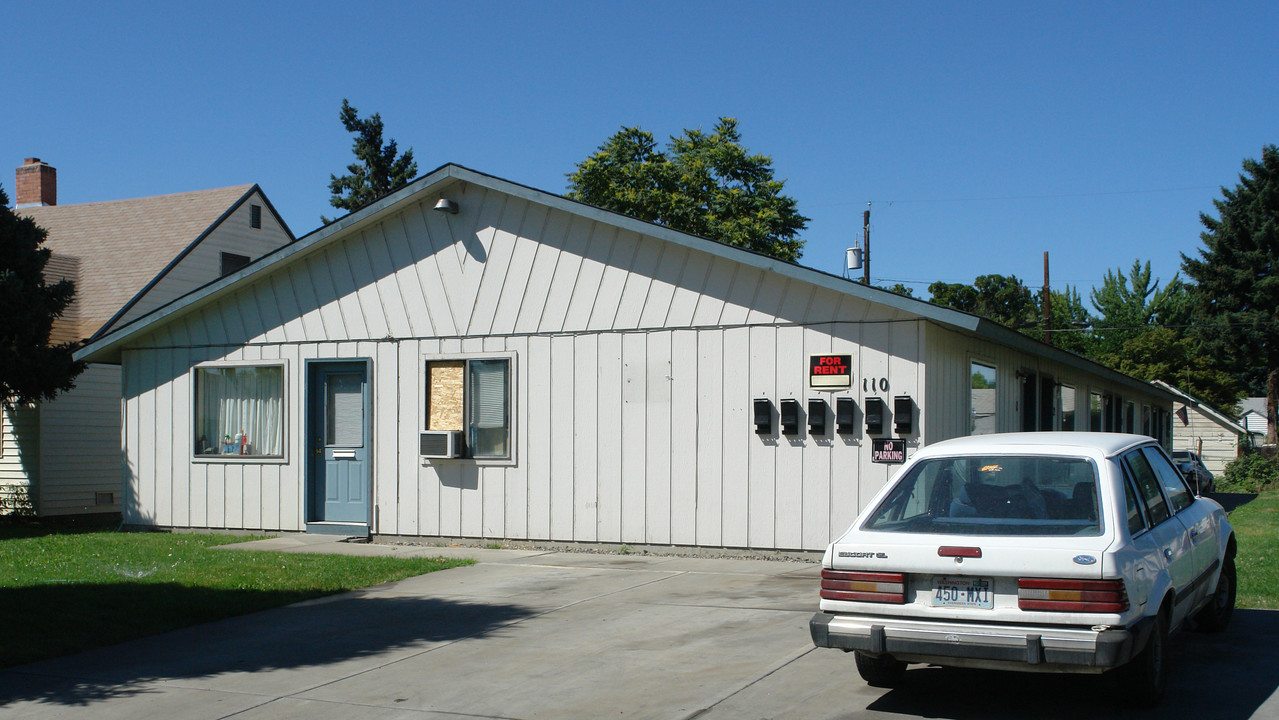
[{"x1": 809, "y1": 354, "x2": 852, "y2": 388}]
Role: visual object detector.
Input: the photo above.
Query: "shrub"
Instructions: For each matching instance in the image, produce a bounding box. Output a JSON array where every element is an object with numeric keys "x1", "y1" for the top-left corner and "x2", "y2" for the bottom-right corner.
[{"x1": 1221, "y1": 452, "x2": 1279, "y2": 494}]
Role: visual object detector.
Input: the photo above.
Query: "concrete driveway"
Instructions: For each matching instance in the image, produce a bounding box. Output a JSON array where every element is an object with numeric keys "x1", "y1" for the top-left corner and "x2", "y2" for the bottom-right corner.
[{"x1": 3, "y1": 538, "x2": 1279, "y2": 720}]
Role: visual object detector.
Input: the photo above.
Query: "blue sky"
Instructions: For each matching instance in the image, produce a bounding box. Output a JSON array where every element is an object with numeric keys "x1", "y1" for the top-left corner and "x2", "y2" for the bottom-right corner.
[{"x1": 5, "y1": 1, "x2": 1276, "y2": 301}]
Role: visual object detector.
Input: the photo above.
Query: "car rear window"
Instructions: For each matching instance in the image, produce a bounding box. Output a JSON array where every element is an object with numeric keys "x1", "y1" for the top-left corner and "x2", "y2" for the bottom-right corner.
[{"x1": 862, "y1": 455, "x2": 1102, "y2": 536}]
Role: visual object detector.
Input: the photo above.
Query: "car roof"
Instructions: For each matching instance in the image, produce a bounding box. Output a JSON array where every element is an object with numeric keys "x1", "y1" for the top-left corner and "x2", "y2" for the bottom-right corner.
[{"x1": 916, "y1": 432, "x2": 1155, "y2": 459}]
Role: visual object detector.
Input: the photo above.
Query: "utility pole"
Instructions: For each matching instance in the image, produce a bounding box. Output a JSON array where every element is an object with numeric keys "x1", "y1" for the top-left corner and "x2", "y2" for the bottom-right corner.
[
  {"x1": 861, "y1": 204, "x2": 871, "y2": 285},
  {"x1": 1042, "y1": 251, "x2": 1052, "y2": 345}
]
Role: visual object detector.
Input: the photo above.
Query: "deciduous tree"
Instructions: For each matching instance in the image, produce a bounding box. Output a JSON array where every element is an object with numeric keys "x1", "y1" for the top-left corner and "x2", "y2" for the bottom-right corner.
[
  {"x1": 927, "y1": 274, "x2": 1038, "y2": 329},
  {"x1": 567, "y1": 118, "x2": 808, "y2": 261}
]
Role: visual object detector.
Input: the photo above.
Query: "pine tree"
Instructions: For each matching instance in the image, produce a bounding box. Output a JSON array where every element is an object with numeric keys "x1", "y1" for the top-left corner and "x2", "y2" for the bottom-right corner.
[
  {"x1": 324, "y1": 99, "x2": 418, "y2": 224},
  {"x1": 0, "y1": 185, "x2": 84, "y2": 406},
  {"x1": 1182, "y1": 145, "x2": 1279, "y2": 443}
]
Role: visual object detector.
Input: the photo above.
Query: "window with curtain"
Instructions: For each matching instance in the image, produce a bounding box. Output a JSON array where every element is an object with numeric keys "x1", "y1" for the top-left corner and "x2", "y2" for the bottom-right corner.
[
  {"x1": 194, "y1": 365, "x2": 284, "y2": 458},
  {"x1": 425, "y1": 357, "x2": 511, "y2": 459}
]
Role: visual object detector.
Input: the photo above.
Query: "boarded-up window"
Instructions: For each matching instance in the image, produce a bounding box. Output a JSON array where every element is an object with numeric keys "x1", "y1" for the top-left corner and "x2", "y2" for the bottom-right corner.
[
  {"x1": 426, "y1": 358, "x2": 511, "y2": 459},
  {"x1": 426, "y1": 361, "x2": 465, "y2": 431}
]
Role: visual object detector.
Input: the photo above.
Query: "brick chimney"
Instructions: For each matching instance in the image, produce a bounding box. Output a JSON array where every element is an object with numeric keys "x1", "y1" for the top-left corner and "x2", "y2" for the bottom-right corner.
[{"x1": 15, "y1": 158, "x2": 56, "y2": 207}]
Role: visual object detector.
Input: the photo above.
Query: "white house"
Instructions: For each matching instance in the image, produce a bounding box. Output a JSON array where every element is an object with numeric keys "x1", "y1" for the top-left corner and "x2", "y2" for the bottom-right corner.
[
  {"x1": 1, "y1": 159, "x2": 293, "y2": 515},
  {"x1": 77, "y1": 164, "x2": 1174, "y2": 550},
  {"x1": 1152, "y1": 380, "x2": 1247, "y2": 475},
  {"x1": 1238, "y1": 398, "x2": 1269, "y2": 444}
]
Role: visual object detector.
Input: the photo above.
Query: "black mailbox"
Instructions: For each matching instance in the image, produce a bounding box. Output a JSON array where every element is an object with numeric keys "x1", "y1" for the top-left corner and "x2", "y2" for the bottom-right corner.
[
  {"x1": 894, "y1": 395, "x2": 914, "y2": 435},
  {"x1": 753, "y1": 398, "x2": 773, "y2": 435},
  {"x1": 865, "y1": 397, "x2": 885, "y2": 436},
  {"x1": 808, "y1": 398, "x2": 827, "y2": 436},
  {"x1": 779, "y1": 399, "x2": 800, "y2": 435},
  {"x1": 836, "y1": 397, "x2": 856, "y2": 434}
]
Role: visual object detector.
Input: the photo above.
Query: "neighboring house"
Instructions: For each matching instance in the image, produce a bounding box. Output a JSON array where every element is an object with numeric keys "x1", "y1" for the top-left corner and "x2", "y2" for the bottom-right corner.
[
  {"x1": 0, "y1": 159, "x2": 293, "y2": 516},
  {"x1": 1239, "y1": 397, "x2": 1269, "y2": 444},
  {"x1": 77, "y1": 164, "x2": 1174, "y2": 550},
  {"x1": 1151, "y1": 380, "x2": 1247, "y2": 476}
]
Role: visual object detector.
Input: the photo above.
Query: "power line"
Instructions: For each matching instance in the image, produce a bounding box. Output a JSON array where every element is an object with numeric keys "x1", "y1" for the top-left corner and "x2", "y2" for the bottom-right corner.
[{"x1": 809, "y1": 185, "x2": 1220, "y2": 209}]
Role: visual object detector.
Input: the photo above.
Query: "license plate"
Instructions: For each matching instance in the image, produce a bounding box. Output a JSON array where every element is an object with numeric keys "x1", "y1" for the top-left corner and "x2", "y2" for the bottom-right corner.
[{"x1": 933, "y1": 576, "x2": 993, "y2": 609}]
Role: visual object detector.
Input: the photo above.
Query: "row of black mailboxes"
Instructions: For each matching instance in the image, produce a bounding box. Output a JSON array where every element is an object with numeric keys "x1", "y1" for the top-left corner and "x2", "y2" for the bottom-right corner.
[{"x1": 753, "y1": 396, "x2": 914, "y2": 437}]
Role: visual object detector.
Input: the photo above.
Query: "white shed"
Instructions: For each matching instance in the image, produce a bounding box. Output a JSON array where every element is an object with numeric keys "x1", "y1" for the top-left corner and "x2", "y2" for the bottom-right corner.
[{"x1": 77, "y1": 164, "x2": 1174, "y2": 550}]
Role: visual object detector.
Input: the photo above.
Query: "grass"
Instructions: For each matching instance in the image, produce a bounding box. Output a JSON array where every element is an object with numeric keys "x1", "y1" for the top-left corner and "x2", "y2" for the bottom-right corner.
[
  {"x1": 0, "y1": 522, "x2": 473, "y2": 667},
  {"x1": 1229, "y1": 489, "x2": 1279, "y2": 610}
]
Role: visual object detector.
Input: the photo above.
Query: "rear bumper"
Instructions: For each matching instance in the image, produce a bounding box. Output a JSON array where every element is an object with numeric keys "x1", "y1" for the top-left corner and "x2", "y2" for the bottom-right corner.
[{"x1": 810, "y1": 612, "x2": 1153, "y2": 671}]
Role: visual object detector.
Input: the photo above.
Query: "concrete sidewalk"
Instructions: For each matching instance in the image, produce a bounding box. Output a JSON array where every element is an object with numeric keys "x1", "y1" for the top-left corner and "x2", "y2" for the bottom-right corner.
[{"x1": 3, "y1": 537, "x2": 1279, "y2": 719}]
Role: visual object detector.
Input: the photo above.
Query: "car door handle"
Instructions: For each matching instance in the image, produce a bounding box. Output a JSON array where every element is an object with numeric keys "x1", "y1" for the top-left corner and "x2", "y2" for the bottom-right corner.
[{"x1": 1190, "y1": 529, "x2": 1199, "y2": 541}]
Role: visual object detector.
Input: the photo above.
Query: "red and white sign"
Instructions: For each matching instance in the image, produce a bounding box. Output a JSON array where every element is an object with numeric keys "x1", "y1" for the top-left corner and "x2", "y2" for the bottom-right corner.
[{"x1": 810, "y1": 354, "x2": 852, "y2": 388}]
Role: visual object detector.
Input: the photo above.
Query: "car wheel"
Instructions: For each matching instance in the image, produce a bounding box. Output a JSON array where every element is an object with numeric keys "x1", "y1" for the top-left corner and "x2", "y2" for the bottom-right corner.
[
  {"x1": 1120, "y1": 611, "x2": 1167, "y2": 707},
  {"x1": 854, "y1": 651, "x2": 906, "y2": 687},
  {"x1": 1196, "y1": 554, "x2": 1236, "y2": 632}
]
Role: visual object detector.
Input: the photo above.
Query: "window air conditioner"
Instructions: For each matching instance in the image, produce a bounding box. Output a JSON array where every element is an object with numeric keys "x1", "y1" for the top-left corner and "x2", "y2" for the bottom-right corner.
[{"x1": 420, "y1": 431, "x2": 463, "y2": 459}]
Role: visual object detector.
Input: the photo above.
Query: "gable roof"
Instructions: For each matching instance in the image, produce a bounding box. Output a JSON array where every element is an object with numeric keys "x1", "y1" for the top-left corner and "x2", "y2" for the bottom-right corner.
[
  {"x1": 1239, "y1": 397, "x2": 1266, "y2": 417},
  {"x1": 1150, "y1": 380, "x2": 1248, "y2": 435},
  {"x1": 21, "y1": 184, "x2": 286, "y2": 340},
  {"x1": 71, "y1": 163, "x2": 1174, "y2": 402}
]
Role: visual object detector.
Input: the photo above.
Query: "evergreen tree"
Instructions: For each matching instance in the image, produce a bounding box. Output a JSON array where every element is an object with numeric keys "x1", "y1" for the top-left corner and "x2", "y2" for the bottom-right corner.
[
  {"x1": 1182, "y1": 145, "x2": 1279, "y2": 443},
  {"x1": 1047, "y1": 285, "x2": 1097, "y2": 357},
  {"x1": 324, "y1": 99, "x2": 418, "y2": 224},
  {"x1": 1089, "y1": 260, "x2": 1188, "y2": 359},
  {"x1": 568, "y1": 118, "x2": 808, "y2": 262},
  {"x1": 0, "y1": 185, "x2": 84, "y2": 406}
]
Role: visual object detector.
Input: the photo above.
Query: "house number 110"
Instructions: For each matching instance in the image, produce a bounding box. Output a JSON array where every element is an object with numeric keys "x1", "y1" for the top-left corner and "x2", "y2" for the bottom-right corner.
[{"x1": 863, "y1": 377, "x2": 889, "y2": 392}]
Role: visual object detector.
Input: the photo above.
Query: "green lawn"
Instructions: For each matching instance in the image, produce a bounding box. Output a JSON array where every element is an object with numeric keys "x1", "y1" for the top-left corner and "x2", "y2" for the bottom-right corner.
[
  {"x1": 1228, "y1": 490, "x2": 1279, "y2": 610},
  {"x1": 0, "y1": 524, "x2": 473, "y2": 667}
]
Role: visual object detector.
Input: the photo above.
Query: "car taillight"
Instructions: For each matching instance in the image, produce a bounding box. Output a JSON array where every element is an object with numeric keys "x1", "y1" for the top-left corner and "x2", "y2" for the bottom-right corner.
[
  {"x1": 1018, "y1": 578, "x2": 1128, "y2": 612},
  {"x1": 820, "y1": 569, "x2": 906, "y2": 603}
]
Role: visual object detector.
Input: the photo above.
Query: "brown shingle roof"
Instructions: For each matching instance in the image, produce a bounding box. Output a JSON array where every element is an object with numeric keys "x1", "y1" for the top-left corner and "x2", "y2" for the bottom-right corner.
[{"x1": 22, "y1": 185, "x2": 253, "y2": 339}]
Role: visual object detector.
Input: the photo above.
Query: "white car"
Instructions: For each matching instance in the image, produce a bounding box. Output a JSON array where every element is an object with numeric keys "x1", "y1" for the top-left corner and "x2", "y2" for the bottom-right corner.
[{"x1": 810, "y1": 432, "x2": 1235, "y2": 705}]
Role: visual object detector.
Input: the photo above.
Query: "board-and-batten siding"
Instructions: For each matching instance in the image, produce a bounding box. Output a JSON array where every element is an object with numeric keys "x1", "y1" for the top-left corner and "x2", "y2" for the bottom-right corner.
[
  {"x1": 115, "y1": 191, "x2": 292, "y2": 329},
  {"x1": 120, "y1": 184, "x2": 926, "y2": 550},
  {"x1": 923, "y1": 324, "x2": 1168, "y2": 439}
]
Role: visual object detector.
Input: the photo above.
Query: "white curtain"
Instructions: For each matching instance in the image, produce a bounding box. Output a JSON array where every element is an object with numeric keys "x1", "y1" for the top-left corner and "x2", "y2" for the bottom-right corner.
[{"x1": 195, "y1": 366, "x2": 283, "y2": 456}]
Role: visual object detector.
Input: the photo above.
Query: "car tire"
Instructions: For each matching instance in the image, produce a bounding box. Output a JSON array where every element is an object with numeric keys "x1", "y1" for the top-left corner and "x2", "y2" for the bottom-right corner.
[
  {"x1": 854, "y1": 651, "x2": 906, "y2": 687},
  {"x1": 1120, "y1": 611, "x2": 1168, "y2": 707},
  {"x1": 1196, "y1": 554, "x2": 1236, "y2": 633}
]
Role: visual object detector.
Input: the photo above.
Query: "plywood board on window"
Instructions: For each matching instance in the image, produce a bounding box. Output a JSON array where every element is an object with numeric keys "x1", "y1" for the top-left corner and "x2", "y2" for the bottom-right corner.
[{"x1": 427, "y1": 361, "x2": 465, "y2": 431}]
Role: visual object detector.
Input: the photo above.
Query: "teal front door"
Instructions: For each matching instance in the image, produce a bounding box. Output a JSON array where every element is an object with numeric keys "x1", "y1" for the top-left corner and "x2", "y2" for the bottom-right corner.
[{"x1": 308, "y1": 361, "x2": 370, "y2": 525}]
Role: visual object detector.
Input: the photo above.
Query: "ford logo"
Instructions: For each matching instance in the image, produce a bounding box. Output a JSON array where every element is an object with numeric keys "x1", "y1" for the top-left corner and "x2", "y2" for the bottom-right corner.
[{"x1": 1073, "y1": 555, "x2": 1097, "y2": 565}]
